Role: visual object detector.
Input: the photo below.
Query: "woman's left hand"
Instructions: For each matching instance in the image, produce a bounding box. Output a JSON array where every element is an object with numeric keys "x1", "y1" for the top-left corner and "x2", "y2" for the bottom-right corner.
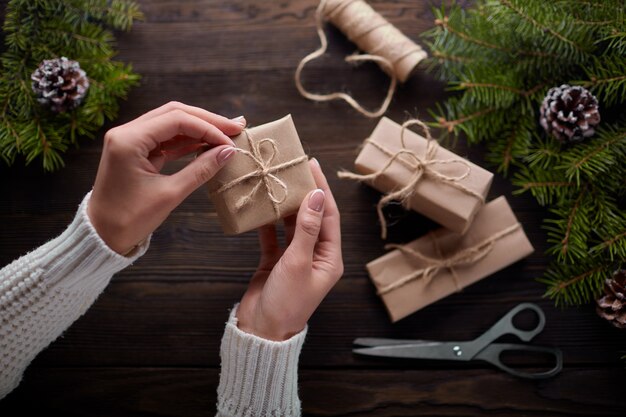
[{"x1": 88, "y1": 102, "x2": 246, "y2": 255}]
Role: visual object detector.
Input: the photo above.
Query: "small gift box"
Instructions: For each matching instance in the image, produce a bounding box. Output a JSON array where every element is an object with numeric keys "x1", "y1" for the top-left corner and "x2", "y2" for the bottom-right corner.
[
  {"x1": 207, "y1": 114, "x2": 316, "y2": 234},
  {"x1": 367, "y1": 196, "x2": 534, "y2": 322},
  {"x1": 340, "y1": 117, "x2": 493, "y2": 237}
]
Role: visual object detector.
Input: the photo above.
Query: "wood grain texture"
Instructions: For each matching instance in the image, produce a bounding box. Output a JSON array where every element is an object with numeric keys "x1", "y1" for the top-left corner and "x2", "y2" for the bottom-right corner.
[
  {"x1": 1, "y1": 368, "x2": 623, "y2": 416},
  {"x1": 0, "y1": 0, "x2": 624, "y2": 415}
]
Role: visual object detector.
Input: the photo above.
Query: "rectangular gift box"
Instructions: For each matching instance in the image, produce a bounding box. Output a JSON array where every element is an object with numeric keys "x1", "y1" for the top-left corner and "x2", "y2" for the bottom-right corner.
[
  {"x1": 207, "y1": 114, "x2": 316, "y2": 234},
  {"x1": 366, "y1": 196, "x2": 534, "y2": 322},
  {"x1": 354, "y1": 117, "x2": 493, "y2": 234}
]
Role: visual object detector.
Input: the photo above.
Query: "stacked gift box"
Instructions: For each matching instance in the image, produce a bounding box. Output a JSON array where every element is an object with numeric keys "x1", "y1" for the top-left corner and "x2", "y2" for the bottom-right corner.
[{"x1": 342, "y1": 117, "x2": 534, "y2": 321}]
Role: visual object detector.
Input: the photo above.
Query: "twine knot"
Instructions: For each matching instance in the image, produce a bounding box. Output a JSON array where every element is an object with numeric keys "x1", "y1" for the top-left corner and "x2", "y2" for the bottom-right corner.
[
  {"x1": 215, "y1": 131, "x2": 308, "y2": 216},
  {"x1": 338, "y1": 119, "x2": 484, "y2": 239},
  {"x1": 376, "y1": 223, "x2": 522, "y2": 295}
]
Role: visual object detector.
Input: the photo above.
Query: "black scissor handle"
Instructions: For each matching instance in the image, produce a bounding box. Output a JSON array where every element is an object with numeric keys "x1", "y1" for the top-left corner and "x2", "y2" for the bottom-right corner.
[
  {"x1": 499, "y1": 302, "x2": 546, "y2": 341},
  {"x1": 472, "y1": 303, "x2": 545, "y2": 351},
  {"x1": 475, "y1": 343, "x2": 563, "y2": 379}
]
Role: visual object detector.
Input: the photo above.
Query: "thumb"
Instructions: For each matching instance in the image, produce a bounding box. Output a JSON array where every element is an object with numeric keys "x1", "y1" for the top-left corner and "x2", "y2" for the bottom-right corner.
[
  {"x1": 171, "y1": 145, "x2": 236, "y2": 199},
  {"x1": 286, "y1": 189, "x2": 325, "y2": 261}
]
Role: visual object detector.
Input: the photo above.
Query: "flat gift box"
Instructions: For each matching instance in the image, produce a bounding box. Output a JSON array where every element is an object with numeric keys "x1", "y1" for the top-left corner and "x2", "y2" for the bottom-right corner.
[
  {"x1": 353, "y1": 117, "x2": 493, "y2": 234},
  {"x1": 367, "y1": 196, "x2": 534, "y2": 322},
  {"x1": 207, "y1": 114, "x2": 316, "y2": 235}
]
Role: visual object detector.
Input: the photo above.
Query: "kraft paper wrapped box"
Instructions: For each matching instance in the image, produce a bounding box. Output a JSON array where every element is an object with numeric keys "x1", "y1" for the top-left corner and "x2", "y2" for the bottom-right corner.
[
  {"x1": 207, "y1": 115, "x2": 316, "y2": 235},
  {"x1": 352, "y1": 117, "x2": 494, "y2": 234},
  {"x1": 367, "y1": 196, "x2": 534, "y2": 322}
]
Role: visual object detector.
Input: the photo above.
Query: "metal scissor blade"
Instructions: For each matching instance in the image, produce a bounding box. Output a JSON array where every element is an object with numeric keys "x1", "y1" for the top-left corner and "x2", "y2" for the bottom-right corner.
[
  {"x1": 353, "y1": 341, "x2": 469, "y2": 361},
  {"x1": 353, "y1": 337, "x2": 440, "y2": 347}
]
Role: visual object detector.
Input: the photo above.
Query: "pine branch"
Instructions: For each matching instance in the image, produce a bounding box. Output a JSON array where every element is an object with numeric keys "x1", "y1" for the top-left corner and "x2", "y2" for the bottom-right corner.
[
  {"x1": 539, "y1": 260, "x2": 610, "y2": 306},
  {"x1": 577, "y1": 56, "x2": 626, "y2": 106},
  {"x1": 425, "y1": 1, "x2": 625, "y2": 314},
  {"x1": 498, "y1": 0, "x2": 592, "y2": 58},
  {"x1": 0, "y1": 0, "x2": 141, "y2": 171},
  {"x1": 558, "y1": 124, "x2": 626, "y2": 185},
  {"x1": 544, "y1": 186, "x2": 591, "y2": 262}
]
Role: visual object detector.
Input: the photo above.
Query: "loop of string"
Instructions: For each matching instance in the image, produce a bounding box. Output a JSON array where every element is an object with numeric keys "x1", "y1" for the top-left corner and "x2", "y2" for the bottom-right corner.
[
  {"x1": 295, "y1": 0, "x2": 424, "y2": 118},
  {"x1": 377, "y1": 223, "x2": 522, "y2": 295},
  {"x1": 338, "y1": 119, "x2": 485, "y2": 239},
  {"x1": 215, "y1": 130, "x2": 308, "y2": 216}
]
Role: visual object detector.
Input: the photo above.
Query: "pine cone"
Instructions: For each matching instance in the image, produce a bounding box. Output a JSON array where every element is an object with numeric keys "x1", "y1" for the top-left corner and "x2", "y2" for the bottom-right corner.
[
  {"x1": 31, "y1": 57, "x2": 89, "y2": 113},
  {"x1": 539, "y1": 84, "x2": 600, "y2": 143},
  {"x1": 596, "y1": 269, "x2": 626, "y2": 329}
]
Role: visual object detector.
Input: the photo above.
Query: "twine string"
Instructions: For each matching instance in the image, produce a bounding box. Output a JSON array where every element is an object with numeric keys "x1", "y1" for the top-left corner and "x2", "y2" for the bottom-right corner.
[
  {"x1": 295, "y1": 0, "x2": 414, "y2": 118},
  {"x1": 338, "y1": 119, "x2": 484, "y2": 239},
  {"x1": 377, "y1": 223, "x2": 522, "y2": 295},
  {"x1": 215, "y1": 130, "x2": 308, "y2": 216}
]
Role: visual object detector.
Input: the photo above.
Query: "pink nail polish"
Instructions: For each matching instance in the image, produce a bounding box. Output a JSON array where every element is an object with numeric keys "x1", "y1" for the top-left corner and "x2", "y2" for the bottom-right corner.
[
  {"x1": 232, "y1": 115, "x2": 246, "y2": 127},
  {"x1": 308, "y1": 189, "x2": 325, "y2": 212},
  {"x1": 217, "y1": 147, "x2": 236, "y2": 165}
]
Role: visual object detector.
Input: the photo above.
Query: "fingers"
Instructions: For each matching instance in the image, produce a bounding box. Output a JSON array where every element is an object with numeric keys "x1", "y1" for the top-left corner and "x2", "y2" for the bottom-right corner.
[
  {"x1": 169, "y1": 144, "x2": 236, "y2": 199},
  {"x1": 133, "y1": 110, "x2": 236, "y2": 154},
  {"x1": 132, "y1": 101, "x2": 247, "y2": 136},
  {"x1": 285, "y1": 188, "x2": 326, "y2": 264},
  {"x1": 309, "y1": 159, "x2": 341, "y2": 247}
]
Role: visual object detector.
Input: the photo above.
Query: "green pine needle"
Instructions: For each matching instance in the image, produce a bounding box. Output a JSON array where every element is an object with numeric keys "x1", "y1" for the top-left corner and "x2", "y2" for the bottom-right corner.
[
  {"x1": 0, "y1": 0, "x2": 142, "y2": 172},
  {"x1": 423, "y1": 0, "x2": 626, "y2": 314}
]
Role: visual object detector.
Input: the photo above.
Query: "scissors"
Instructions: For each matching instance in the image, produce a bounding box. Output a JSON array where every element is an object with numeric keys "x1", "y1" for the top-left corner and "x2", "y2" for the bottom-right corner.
[{"x1": 353, "y1": 303, "x2": 563, "y2": 379}]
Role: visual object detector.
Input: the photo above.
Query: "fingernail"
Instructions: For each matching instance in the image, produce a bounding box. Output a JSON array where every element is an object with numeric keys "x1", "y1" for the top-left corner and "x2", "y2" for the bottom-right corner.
[
  {"x1": 232, "y1": 115, "x2": 246, "y2": 127},
  {"x1": 308, "y1": 189, "x2": 325, "y2": 212},
  {"x1": 217, "y1": 146, "x2": 236, "y2": 165},
  {"x1": 311, "y1": 157, "x2": 320, "y2": 167}
]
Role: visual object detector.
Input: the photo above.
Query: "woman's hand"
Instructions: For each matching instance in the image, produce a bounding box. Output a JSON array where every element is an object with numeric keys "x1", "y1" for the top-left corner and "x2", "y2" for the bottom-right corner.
[
  {"x1": 88, "y1": 102, "x2": 246, "y2": 255},
  {"x1": 236, "y1": 159, "x2": 344, "y2": 341}
]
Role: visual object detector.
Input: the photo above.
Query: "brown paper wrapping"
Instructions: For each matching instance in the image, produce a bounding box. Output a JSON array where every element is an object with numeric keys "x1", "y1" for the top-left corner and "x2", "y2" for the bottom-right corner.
[
  {"x1": 354, "y1": 117, "x2": 493, "y2": 234},
  {"x1": 322, "y1": 0, "x2": 427, "y2": 82},
  {"x1": 207, "y1": 115, "x2": 316, "y2": 235},
  {"x1": 367, "y1": 196, "x2": 534, "y2": 322}
]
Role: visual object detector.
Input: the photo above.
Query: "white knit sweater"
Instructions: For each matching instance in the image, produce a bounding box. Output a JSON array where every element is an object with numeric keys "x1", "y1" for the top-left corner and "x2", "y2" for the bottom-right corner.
[{"x1": 0, "y1": 192, "x2": 306, "y2": 416}]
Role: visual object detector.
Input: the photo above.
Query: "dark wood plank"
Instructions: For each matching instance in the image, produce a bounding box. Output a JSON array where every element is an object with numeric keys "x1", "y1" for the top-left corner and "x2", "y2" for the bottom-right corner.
[
  {"x1": 113, "y1": 1, "x2": 434, "y2": 73},
  {"x1": 0, "y1": 367, "x2": 623, "y2": 416},
  {"x1": 20, "y1": 280, "x2": 625, "y2": 368}
]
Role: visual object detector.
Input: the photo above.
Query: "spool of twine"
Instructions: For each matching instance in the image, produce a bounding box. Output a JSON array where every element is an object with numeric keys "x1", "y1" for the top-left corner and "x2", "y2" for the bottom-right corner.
[
  {"x1": 323, "y1": 0, "x2": 427, "y2": 82},
  {"x1": 295, "y1": 0, "x2": 427, "y2": 118}
]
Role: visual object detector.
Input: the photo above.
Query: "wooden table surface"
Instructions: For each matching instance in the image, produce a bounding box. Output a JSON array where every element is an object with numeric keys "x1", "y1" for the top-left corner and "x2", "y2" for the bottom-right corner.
[{"x1": 1, "y1": 1, "x2": 625, "y2": 415}]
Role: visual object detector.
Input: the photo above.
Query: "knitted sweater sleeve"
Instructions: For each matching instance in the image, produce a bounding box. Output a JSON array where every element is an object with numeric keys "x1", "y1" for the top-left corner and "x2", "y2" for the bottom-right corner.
[
  {"x1": 0, "y1": 192, "x2": 308, "y2": 416},
  {"x1": 216, "y1": 304, "x2": 307, "y2": 417},
  {"x1": 0, "y1": 191, "x2": 150, "y2": 399}
]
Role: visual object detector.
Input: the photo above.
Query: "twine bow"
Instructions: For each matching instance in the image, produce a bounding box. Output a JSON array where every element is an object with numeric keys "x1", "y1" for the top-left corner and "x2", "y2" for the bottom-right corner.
[
  {"x1": 376, "y1": 223, "x2": 522, "y2": 295},
  {"x1": 215, "y1": 130, "x2": 308, "y2": 216},
  {"x1": 338, "y1": 119, "x2": 485, "y2": 239}
]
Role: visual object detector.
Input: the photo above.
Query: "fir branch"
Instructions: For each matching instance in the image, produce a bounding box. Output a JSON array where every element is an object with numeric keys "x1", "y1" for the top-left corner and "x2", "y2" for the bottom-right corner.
[
  {"x1": 457, "y1": 81, "x2": 546, "y2": 98},
  {"x1": 555, "y1": 187, "x2": 587, "y2": 261},
  {"x1": 577, "y1": 57, "x2": 626, "y2": 106},
  {"x1": 0, "y1": 0, "x2": 141, "y2": 171},
  {"x1": 435, "y1": 106, "x2": 497, "y2": 134},
  {"x1": 426, "y1": 0, "x2": 625, "y2": 313},
  {"x1": 540, "y1": 261, "x2": 609, "y2": 306},
  {"x1": 593, "y1": 229, "x2": 626, "y2": 261},
  {"x1": 486, "y1": 117, "x2": 535, "y2": 174},
  {"x1": 433, "y1": 14, "x2": 554, "y2": 59},
  {"x1": 559, "y1": 124, "x2": 626, "y2": 185},
  {"x1": 499, "y1": 0, "x2": 589, "y2": 54}
]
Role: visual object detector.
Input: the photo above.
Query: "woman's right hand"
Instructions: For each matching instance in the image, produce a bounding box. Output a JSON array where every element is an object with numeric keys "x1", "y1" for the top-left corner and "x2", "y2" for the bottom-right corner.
[{"x1": 236, "y1": 159, "x2": 344, "y2": 341}]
